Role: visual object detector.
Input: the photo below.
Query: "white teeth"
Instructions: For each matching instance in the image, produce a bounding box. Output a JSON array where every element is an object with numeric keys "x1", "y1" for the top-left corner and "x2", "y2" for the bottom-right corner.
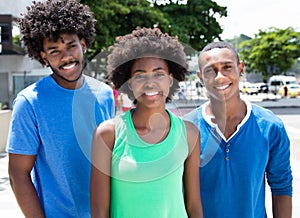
[
  {"x1": 62, "y1": 63, "x2": 76, "y2": 70},
  {"x1": 145, "y1": 91, "x2": 159, "y2": 96},
  {"x1": 216, "y1": 84, "x2": 230, "y2": 90}
]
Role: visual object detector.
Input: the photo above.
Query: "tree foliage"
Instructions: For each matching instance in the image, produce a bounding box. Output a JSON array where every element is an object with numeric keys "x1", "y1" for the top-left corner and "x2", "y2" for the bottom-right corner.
[
  {"x1": 79, "y1": 0, "x2": 227, "y2": 78},
  {"x1": 80, "y1": 0, "x2": 169, "y2": 58},
  {"x1": 239, "y1": 27, "x2": 300, "y2": 81},
  {"x1": 81, "y1": 0, "x2": 227, "y2": 54},
  {"x1": 152, "y1": 0, "x2": 227, "y2": 52}
]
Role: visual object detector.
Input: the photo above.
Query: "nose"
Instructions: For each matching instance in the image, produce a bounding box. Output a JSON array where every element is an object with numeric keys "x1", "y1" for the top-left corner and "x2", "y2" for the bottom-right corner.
[
  {"x1": 143, "y1": 77, "x2": 156, "y2": 88},
  {"x1": 215, "y1": 70, "x2": 226, "y2": 79},
  {"x1": 214, "y1": 70, "x2": 227, "y2": 85},
  {"x1": 61, "y1": 49, "x2": 73, "y2": 62}
]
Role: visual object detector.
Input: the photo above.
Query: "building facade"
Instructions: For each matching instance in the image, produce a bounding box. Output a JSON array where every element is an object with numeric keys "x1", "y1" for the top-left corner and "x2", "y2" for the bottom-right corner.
[{"x1": 0, "y1": 0, "x2": 50, "y2": 109}]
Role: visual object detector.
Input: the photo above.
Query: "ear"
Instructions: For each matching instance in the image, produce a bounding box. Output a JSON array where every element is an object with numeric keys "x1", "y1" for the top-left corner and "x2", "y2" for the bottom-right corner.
[
  {"x1": 238, "y1": 61, "x2": 245, "y2": 76},
  {"x1": 196, "y1": 71, "x2": 204, "y2": 84},
  {"x1": 40, "y1": 51, "x2": 49, "y2": 66}
]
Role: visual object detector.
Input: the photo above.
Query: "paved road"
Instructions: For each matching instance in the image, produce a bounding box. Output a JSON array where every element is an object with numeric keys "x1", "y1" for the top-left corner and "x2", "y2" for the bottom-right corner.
[
  {"x1": 0, "y1": 94, "x2": 299, "y2": 217},
  {"x1": 0, "y1": 153, "x2": 23, "y2": 217},
  {"x1": 169, "y1": 93, "x2": 300, "y2": 110},
  {"x1": 266, "y1": 114, "x2": 300, "y2": 217}
]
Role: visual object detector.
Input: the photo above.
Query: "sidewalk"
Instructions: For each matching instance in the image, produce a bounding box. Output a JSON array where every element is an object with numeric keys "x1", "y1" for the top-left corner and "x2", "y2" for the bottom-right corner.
[{"x1": 0, "y1": 153, "x2": 23, "y2": 217}]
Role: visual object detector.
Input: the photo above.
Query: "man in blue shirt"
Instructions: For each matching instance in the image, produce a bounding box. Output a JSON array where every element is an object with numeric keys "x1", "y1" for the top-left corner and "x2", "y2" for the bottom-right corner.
[
  {"x1": 184, "y1": 41, "x2": 292, "y2": 217},
  {"x1": 6, "y1": 0, "x2": 114, "y2": 217}
]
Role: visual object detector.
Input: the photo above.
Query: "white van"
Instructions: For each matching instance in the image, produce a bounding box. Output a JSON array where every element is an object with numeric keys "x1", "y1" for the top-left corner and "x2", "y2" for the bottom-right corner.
[{"x1": 268, "y1": 75, "x2": 297, "y2": 94}]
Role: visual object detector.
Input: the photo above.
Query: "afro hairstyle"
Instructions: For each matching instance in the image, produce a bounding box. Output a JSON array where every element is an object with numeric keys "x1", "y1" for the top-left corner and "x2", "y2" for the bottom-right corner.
[
  {"x1": 106, "y1": 27, "x2": 189, "y2": 102},
  {"x1": 18, "y1": 0, "x2": 96, "y2": 66}
]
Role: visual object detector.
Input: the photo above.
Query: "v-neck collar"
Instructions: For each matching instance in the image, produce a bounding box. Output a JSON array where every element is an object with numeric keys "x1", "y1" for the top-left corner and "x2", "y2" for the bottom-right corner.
[{"x1": 201, "y1": 99, "x2": 252, "y2": 142}]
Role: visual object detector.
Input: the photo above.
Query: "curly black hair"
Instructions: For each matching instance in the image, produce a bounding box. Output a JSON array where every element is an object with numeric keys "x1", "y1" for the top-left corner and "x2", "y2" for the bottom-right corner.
[
  {"x1": 18, "y1": 0, "x2": 96, "y2": 66},
  {"x1": 107, "y1": 27, "x2": 189, "y2": 101}
]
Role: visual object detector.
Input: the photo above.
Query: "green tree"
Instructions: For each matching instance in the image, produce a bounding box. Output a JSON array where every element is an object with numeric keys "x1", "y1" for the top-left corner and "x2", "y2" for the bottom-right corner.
[
  {"x1": 153, "y1": 0, "x2": 227, "y2": 52},
  {"x1": 239, "y1": 27, "x2": 300, "y2": 81},
  {"x1": 80, "y1": 0, "x2": 169, "y2": 59},
  {"x1": 80, "y1": 0, "x2": 227, "y2": 78}
]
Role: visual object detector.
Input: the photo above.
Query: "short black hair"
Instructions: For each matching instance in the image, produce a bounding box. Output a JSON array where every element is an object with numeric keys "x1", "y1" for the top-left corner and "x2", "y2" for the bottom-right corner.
[
  {"x1": 18, "y1": 0, "x2": 96, "y2": 66},
  {"x1": 106, "y1": 27, "x2": 188, "y2": 101},
  {"x1": 199, "y1": 41, "x2": 240, "y2": 72}
]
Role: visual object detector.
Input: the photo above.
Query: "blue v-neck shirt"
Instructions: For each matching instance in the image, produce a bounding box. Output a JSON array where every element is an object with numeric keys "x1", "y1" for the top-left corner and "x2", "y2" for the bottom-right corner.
[{"x1": 183, "y1": 101, "x2": 292, "y2": 218}]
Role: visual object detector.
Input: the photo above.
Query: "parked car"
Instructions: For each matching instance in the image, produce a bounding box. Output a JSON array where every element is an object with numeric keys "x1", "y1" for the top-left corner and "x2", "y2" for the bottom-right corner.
[
  {"x1": 278, "y1": 84, "x2": 300, "y2": 98},
  {"x1": 241, "y1": 83, "x2": 258, "y2": 95},
  {"x1": 257, "y1": 83, "x2": 269, "y2": 93}
]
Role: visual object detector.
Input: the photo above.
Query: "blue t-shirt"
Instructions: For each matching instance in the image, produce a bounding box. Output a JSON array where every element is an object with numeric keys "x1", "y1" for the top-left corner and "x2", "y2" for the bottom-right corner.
[
  {"x1": 7, "y1": 75, "x2": 114, "y2": 217},
  {"x1": 183, "y1": 101, "x2": 292, "y2": 218}
]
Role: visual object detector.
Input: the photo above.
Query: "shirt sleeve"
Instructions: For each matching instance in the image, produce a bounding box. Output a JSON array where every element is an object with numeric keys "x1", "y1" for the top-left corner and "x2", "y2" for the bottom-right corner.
[
  {"x1": 95, "y1": 83, "x2": 114, "y2": 122},
  {"x1": 266, "y1": 121, "x2": 293, "y2": 196},
  {"x1": 6, "y1": 94, "x2": 40, "y2": 155}
]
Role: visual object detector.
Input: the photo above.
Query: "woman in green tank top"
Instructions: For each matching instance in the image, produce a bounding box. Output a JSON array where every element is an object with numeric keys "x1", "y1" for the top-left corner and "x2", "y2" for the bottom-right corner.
[{"x1": 90, "y1": 27, "x2": 203, "y2": 218}]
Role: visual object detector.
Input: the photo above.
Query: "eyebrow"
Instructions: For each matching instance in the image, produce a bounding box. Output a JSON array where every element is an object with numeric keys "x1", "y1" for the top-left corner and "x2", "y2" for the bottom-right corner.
[
  {"x1": 45, "y1": 39, "x2": 76, "y2": 51},
  {"x1": 205, "y1": 61, "x2": 234, "y2": 68},
  {"x1": 221, "y1": 61, "x2": 234, "y2": 65},
  {"x1": 132, "y1": 67, "x2": 166, "y2": 74}
]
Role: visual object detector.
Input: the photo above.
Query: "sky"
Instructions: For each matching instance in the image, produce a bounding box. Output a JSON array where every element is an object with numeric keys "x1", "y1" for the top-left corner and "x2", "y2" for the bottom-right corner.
[{"x1": 214, "y1": 0, "x2": 300, "y2": 39}]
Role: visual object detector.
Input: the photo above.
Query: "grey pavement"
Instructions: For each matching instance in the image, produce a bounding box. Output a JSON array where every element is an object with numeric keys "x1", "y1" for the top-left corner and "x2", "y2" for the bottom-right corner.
[
  {"x1": 0, "y1": 93, "x2": 299, "y2": 217},
  {"x1": 0, "y1": 153, "x2": 23, "y2": 217},
  {"x1": 169, "y1": 93, "x2": 300, "y2": 109}
]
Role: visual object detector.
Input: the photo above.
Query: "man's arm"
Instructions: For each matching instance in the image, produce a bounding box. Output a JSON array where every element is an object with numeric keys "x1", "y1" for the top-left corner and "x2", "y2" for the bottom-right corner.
[
  {"x1": 8, "y1": 153, "x2": 45, "y2": 218},
  {"x1": 272, "y1": 195, "x2": 292, "y2": 218},
  {"x1": 266, "y1": 120, "x2": 293, "y2": 218}
]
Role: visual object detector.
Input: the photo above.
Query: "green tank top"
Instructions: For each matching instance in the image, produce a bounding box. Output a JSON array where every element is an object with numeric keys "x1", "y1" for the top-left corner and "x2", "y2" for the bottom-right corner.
[{"x1": 111, "y1": 110, "x2": 189, "y2": 218}]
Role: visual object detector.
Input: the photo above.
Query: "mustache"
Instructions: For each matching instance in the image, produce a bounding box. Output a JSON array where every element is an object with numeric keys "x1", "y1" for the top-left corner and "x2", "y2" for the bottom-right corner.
[{"x1": 59, "y1": 60, "x2": 80, "y2": 69}]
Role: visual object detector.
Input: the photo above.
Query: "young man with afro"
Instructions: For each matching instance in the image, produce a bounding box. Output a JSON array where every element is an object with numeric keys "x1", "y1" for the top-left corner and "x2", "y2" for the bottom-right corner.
[{"x1": 6, "y1": 0, "x2": 114, "y2": 217}]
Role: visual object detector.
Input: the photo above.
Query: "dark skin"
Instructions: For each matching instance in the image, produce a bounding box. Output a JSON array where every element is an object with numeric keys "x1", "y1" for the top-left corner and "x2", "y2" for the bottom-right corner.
[
  {"x1": 198, "y1": 47, "x2": 292, "y2": 217},
  {"x1": 9, "y1": 154, "x2": 45, "y2": 218},
  {"x1": 90, "y1": 57, "x2": 203, "y2": 218},
  {"x1": 8, "y1": 33, "x2": 87, "y2": 218},
  {"x1": 40, "y1": 33, "x2": 87, "y2": 89}
]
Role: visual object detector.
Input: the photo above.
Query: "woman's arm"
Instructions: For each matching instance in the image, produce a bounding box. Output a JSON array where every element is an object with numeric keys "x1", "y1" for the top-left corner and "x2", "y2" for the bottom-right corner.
[
  {"x1": 90, "y1": 120, "x2": 115, "y2": 218},
  {"x1": 183, "y1": 121, "x2": 203, "y2": 218}
]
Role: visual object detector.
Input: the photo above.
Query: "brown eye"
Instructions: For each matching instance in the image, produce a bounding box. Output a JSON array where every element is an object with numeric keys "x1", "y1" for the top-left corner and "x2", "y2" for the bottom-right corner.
[
  {"x1": 224, "y1": 65, "x2": 232, "y2": 70},
  {"x1": 132, "y1": 74, "x2": 147, "y2": 80},
  {"x1": 204, "y1": 67, "x2": 214, "y2": 74},
  {"x1": 50, "y1": 50, "x2": 59, "y2": 55},
  {"x1": 154, "y1": 72, "x2": 167, "y2": 78}
]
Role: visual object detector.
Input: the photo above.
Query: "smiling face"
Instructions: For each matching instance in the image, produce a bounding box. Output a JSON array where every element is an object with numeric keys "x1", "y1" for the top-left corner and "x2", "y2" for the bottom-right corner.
[
  {"x1": 129, "y1": 57, "x2": 173, "y2": 109},
  {"x1": 40, "y1": 33, "x2": 86, "y2": 89},
  {"x1": 198, "y1": 48, "x2": 244, "y2": 103}
]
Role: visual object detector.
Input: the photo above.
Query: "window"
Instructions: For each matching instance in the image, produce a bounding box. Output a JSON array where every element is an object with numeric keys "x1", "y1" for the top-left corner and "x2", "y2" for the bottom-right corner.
[
  {"x1": 0, "y1": 23, "x2": 10, "y2": 42},
  {"x1": 270, "y1": 81, "x2": 281, "y2": 86},
  {"x1": 0, "y1": 15, "x2": 24, "y2": 55}
]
